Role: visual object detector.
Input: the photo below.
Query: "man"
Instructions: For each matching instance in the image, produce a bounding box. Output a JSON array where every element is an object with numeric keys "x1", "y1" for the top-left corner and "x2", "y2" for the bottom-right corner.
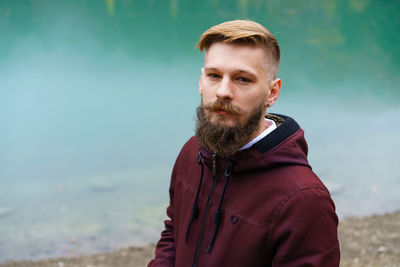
[{"x1": 148, "y1": 20, "x2": 340, "y2": 267}]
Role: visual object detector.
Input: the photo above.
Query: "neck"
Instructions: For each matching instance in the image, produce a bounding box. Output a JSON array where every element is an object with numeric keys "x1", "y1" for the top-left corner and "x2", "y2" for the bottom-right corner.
[{"x1": 247, "y1": 117, "x2": 267, "y2": 142}]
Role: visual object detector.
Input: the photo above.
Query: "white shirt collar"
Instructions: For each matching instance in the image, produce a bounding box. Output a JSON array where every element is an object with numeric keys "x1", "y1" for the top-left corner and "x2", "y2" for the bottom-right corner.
[{"x1": 240, "y1": 118, "x2": 277, "y2": 150}]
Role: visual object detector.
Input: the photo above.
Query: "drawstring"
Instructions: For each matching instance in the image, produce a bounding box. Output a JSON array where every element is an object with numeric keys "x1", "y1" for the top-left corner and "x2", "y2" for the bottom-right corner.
[
  {"x1": 185, "y1": 152, "x2": 204, "y2": 242},
  {"x1": 206, "y1": 161, "x2": 233, "y2": 253},
  {"x1": 187, "y1": 152, "x2": 234, "y2": 261}
]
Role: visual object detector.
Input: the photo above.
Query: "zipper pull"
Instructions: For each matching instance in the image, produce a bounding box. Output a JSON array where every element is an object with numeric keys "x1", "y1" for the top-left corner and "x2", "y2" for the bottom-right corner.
[{"x1": 212, "y1": 153, "x2": 217, "y2": 176}]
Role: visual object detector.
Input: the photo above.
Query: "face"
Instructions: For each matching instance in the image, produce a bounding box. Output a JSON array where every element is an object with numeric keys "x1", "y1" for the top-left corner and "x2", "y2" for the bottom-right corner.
[{"x1": 199, "y1": 42, "x2": 281, "y2": 140}]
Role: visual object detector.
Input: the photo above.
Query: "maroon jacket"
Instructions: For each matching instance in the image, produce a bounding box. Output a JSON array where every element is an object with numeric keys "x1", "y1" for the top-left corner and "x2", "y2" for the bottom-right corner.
[{"x1": 149, "y1": 114, "x2": 340, "y2": 267}]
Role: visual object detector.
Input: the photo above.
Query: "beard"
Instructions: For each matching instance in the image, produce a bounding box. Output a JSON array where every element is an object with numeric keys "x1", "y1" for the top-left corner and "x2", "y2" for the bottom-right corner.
[{"x1": 195, "y1": 99, "x2": 265, "y2": 158}]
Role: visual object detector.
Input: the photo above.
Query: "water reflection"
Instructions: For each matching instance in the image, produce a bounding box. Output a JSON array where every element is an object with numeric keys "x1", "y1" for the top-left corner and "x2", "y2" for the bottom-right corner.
[{"x1": 106, "y1": 0, "x2": 115, "y2": 16}]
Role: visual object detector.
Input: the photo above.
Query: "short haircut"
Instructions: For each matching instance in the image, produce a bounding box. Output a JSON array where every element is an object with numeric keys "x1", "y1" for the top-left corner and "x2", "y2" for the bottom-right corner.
[{"x1": 196, "y1": 20, "x2": 280, "y2": 78}]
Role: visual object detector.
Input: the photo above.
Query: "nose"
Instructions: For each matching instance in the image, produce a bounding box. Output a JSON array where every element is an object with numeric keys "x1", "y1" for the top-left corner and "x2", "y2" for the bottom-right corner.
[{"x1": 216, "y1": 77, "x2": 233, "y2": 101}]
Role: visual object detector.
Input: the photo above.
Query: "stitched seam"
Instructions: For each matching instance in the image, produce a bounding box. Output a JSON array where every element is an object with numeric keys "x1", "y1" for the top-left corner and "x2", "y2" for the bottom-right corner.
[
  {"x1": 268, "y1": 187, "x2": 328, "y2": 247},
  {"x1": 181, "y1": 180, "x2": 266, "y2": 229}
]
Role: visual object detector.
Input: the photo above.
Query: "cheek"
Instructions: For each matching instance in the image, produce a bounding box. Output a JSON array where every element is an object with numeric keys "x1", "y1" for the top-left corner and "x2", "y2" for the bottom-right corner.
[
  {"x1": 237, "y1": 94, "x2": 258, "y2": 109},
  {"x1": 238, "y1": 92, "x2": 267, "y2": 112},
  {"x1": 201, "y1": 89, "x2": 217, "y2": 103}
]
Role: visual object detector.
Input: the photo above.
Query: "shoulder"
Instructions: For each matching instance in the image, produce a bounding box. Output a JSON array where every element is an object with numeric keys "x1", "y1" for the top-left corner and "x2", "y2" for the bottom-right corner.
[
  {"x1": 266, "y1": 164, "x2": 330, "y2": 197},
  {"x1": 290, "y1": 165, "x2": 328, "y2": 191},
  {"x1": 176, "y1": 136, "x2": 199, "y2": 160},
  {"x1": 181, "y1": 136, "x2": 199, "y2": 152},
  {"x1": 173, "y1": 136, "x2": 199, "y2": 169},
  {"x1": 271, "y1": 184, "x2": 338, "y2": 239},
  {"x1": 265, "y1": 165, "x2": 335, "y2": 222},
  {"x1": 271, "y1": 175, "x2": 337, "y2": 233},
  {"x1": 279, "y1": 186, "x2": 335, "y2": 215}
]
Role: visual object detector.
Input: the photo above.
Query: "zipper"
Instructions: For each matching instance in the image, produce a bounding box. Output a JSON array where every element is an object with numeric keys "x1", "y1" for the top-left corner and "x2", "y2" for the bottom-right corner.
[
  {"x1": 192, "y1": 153, "x2": 217, "y2": 267},
  {"x1": 212, "y1": 153, "x2": 217, "y2": 176}
]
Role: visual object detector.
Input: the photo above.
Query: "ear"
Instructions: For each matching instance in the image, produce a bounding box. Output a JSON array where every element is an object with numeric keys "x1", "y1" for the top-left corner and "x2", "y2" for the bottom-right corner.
[
  {"x1": 265, "y1": 78, "x2": 282, "y2": 108},
  {"x1": 199, "y1": 68, "x2": 205, "y2": 94}
]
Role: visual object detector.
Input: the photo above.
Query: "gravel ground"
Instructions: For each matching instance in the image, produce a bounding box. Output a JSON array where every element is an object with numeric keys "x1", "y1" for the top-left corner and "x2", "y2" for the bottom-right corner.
[
  {"x1": 338, "y1": 210, "x2": 400, "y2": 267},
  {"x1": 1, "y1": 210, "x2": 399, "y2": 267}
]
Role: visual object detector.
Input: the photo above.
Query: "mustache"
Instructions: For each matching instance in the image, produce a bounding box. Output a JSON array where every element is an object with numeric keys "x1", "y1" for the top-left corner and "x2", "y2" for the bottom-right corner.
[{"x1": 203, "y1": 100, "x2": 244, "y2": 116}]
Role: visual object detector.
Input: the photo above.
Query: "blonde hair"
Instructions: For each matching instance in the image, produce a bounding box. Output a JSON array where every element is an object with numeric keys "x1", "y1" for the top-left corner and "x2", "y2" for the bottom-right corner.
[{"x1": 196, "y1": 20, "x2": 280, "y2": 76}]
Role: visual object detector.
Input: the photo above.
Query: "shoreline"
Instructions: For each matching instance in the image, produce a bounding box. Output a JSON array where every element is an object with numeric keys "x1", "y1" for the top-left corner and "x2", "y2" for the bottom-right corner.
[{"x1": 1, "y1": 210, "x2": 399, "y2": 267}]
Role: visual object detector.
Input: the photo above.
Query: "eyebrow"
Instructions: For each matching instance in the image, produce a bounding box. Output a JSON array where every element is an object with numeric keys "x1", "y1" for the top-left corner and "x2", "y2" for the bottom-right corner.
[{"x1": 204, "y1": 67, "x2": 257, "y2": 77}]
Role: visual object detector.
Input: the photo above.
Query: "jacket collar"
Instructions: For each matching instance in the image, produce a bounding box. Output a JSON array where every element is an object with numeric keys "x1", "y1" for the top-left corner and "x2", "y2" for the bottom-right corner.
[{"x1": 198, "y1": 113, "x2": 310, "y2": 174}]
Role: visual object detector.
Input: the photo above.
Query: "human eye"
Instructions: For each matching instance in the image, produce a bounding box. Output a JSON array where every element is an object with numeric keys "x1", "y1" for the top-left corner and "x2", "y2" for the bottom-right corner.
[
  {"x1": 207, "y1": 73, "x2": 221, "y2": 79},
  {"x1": 237, "y1": 76, "x2": 252, "y2": 83}
]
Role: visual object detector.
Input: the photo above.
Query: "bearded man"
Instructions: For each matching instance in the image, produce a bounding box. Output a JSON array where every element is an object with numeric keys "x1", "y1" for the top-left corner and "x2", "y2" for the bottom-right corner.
[{"x1": 148, "y1": 20, "x2": 340, "y2": 267}]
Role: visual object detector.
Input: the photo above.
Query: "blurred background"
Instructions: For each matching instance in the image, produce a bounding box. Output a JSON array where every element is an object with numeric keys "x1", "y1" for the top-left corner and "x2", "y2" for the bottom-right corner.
[{"x1": 0, "y1": 0, "x2": 399, "y2": 262}]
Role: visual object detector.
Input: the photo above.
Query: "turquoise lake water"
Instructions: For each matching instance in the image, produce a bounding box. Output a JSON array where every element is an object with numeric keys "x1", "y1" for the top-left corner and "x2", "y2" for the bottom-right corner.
[{"x1": 0, "y1": 0, "x2": 399, "y2": 262}]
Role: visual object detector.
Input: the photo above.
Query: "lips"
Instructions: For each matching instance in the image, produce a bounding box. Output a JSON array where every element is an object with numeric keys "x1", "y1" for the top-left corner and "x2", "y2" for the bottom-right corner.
[{"x1": 216, "y1": 108, "x2": 229, "y2": 115}]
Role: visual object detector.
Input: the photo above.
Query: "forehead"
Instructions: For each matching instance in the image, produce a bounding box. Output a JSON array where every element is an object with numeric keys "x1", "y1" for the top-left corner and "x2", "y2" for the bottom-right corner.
[{"x1": 204, "y1": 42, "x2": 268, "y2": 76}]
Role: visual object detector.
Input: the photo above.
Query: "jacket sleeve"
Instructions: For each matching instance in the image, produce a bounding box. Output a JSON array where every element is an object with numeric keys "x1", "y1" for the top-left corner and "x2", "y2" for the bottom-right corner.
[
  {"x1": 147, "y1": 164, "x2": 178, "y2": 266},
  {"x1": 271, "y1": 188, "x2": 340, "y2": 267}
]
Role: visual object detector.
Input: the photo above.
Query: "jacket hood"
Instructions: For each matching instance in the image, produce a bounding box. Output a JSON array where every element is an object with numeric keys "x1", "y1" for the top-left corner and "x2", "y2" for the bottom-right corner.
[{"x1": 198, "y1": 113, "x2": 310, "y2": 174}]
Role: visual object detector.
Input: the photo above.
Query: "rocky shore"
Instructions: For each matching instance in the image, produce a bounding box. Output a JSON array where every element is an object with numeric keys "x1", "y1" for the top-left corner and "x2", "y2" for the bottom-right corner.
[{"x1": 1, "y1": 210, "x2": 399, "y2": 267}]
